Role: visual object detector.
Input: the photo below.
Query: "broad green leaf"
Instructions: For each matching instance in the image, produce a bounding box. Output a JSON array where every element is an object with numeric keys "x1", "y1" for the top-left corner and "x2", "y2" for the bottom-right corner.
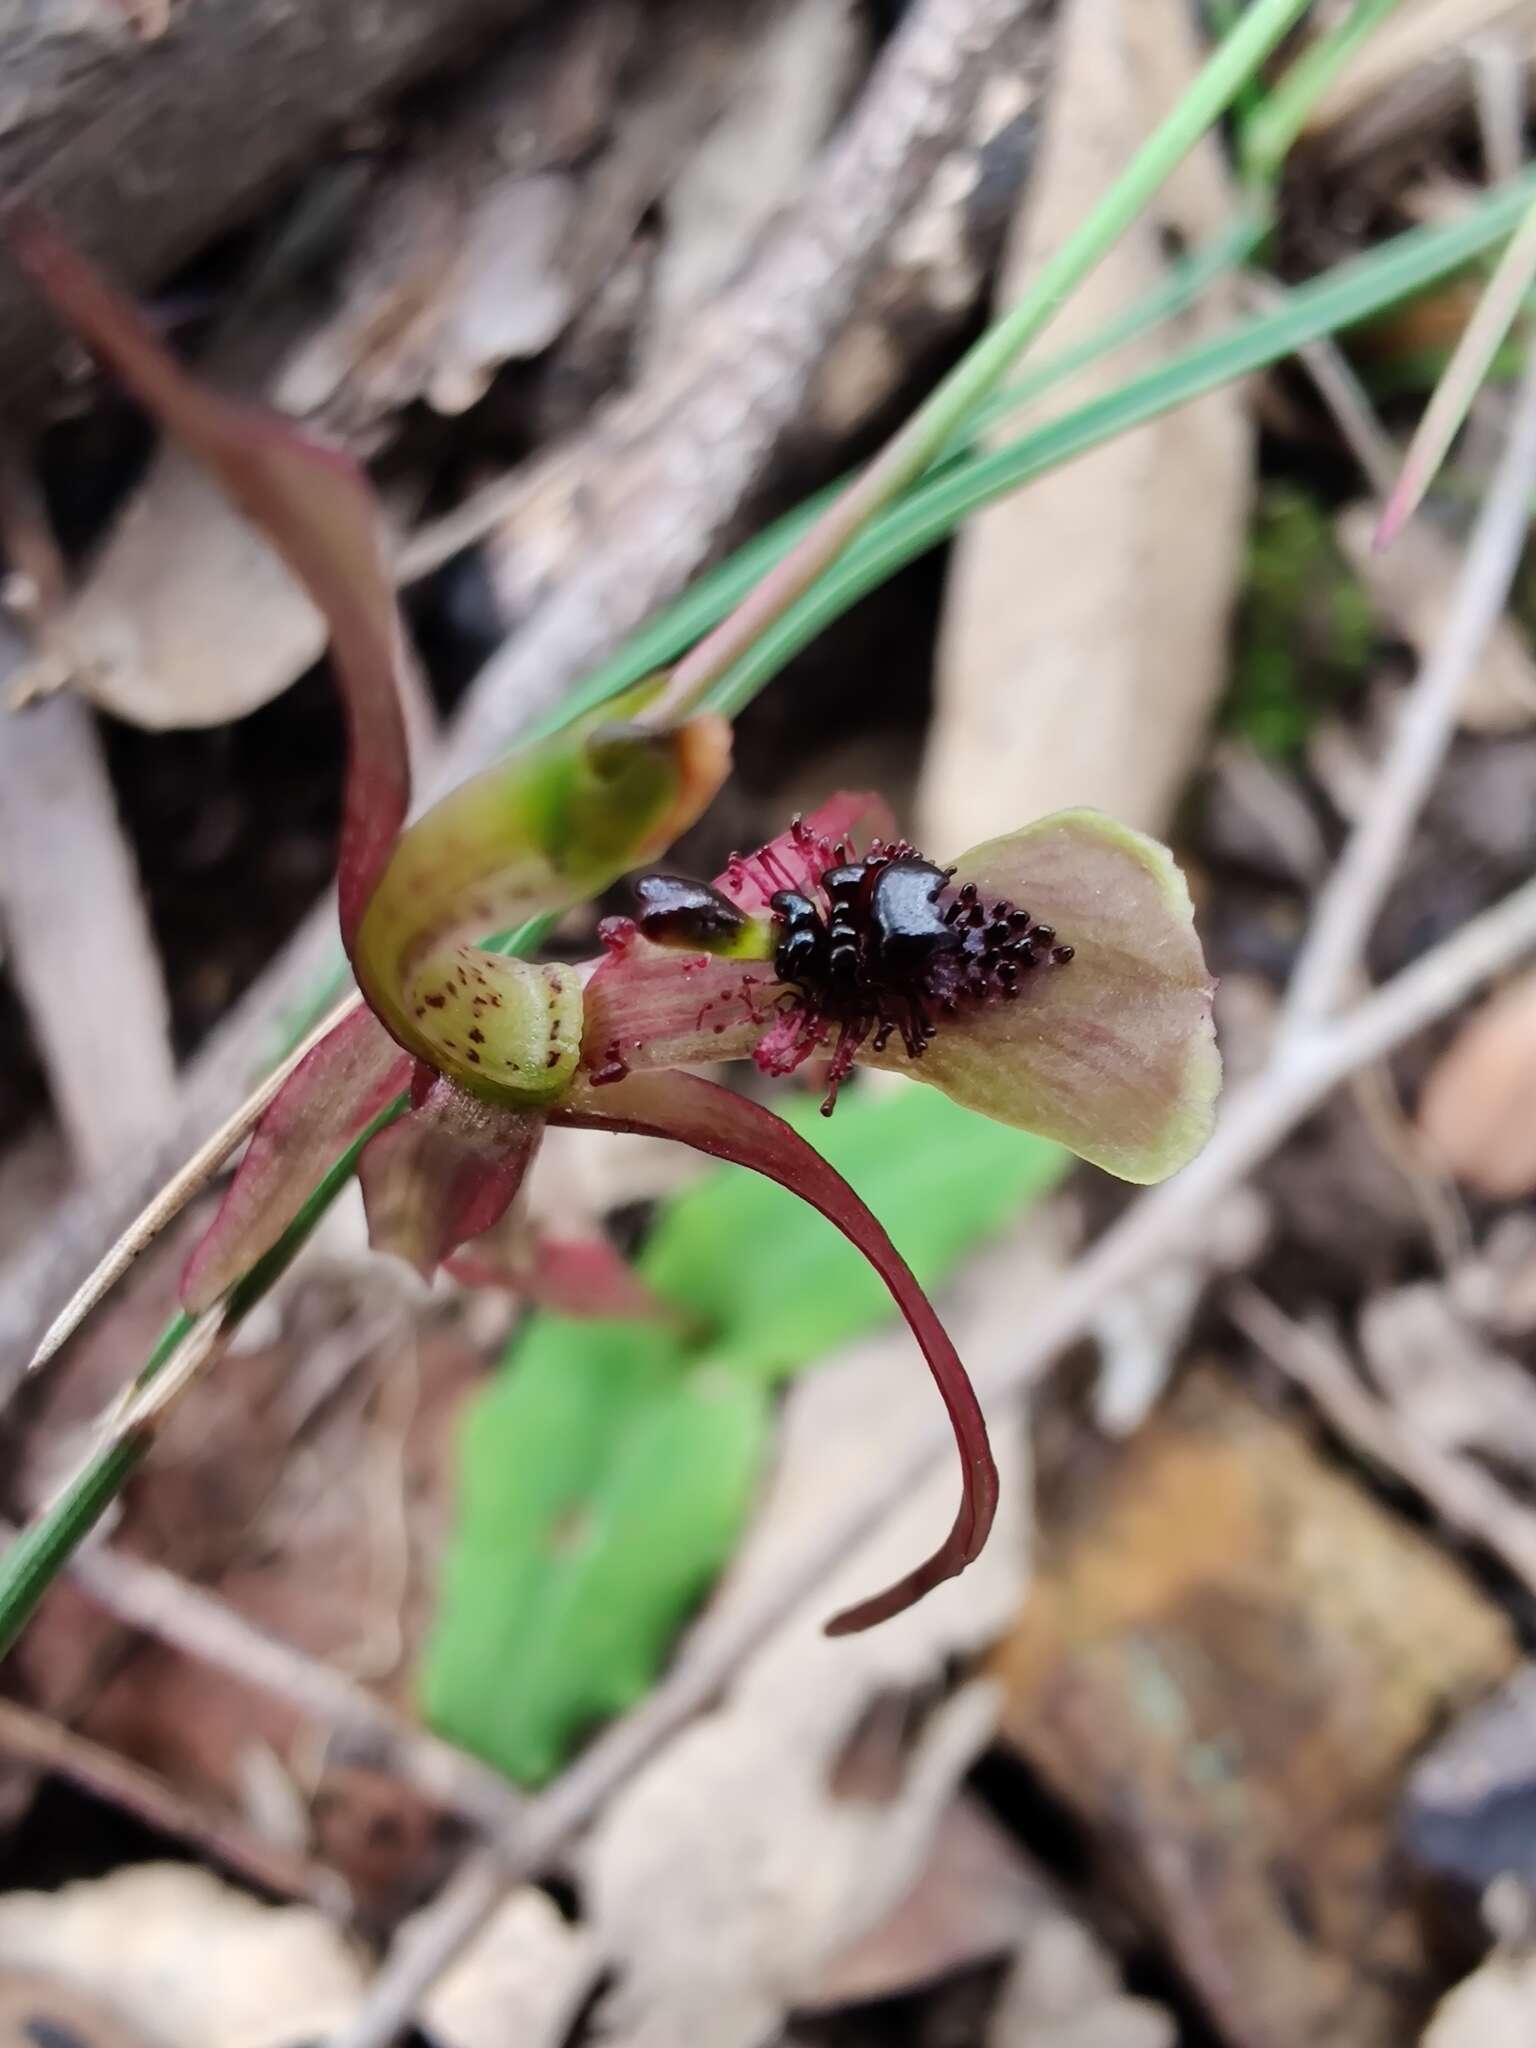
[{"x1": 422, "y1": 1319, "x2": 767, "y2": 1783}]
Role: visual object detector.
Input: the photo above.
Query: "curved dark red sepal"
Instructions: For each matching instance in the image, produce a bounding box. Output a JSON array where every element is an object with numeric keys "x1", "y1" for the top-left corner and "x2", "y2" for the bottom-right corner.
[{"x1": 551, "y1": 1068, "x2": 997, "y2": 1634}]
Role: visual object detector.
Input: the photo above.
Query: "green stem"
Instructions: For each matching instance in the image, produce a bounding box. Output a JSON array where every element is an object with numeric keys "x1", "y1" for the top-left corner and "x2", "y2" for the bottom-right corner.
[
  {"x1": 645, "y1": 0, "x2": 1312, "y2": 722},
  {"x1": 0, "y1": 1434, "x2": 147, "y2": 1660}
]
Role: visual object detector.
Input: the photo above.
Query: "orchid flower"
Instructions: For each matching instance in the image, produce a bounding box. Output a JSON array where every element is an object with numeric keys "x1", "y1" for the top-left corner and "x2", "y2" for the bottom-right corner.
[{"x1": 12, "y1": 220, "x2": 1218, "y2": 1636}]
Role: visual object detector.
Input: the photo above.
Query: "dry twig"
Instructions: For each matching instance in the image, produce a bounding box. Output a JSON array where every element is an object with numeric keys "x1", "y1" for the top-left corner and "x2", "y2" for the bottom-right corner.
[
  {"x1": 1284, "y1": 351, "x2": 1536, "y2": 1033},
  {"x1": 0, "y1": 614, "x2": 177, "y2": 1181},
  {"x1": 0, "y1": 1693, "x2": 335, "y2": 1907},
  {"x1": 11, "y1": 1521, "x2": 528, "y2": 1836},
  {"x1": 1228, "y1": 1284, "x2": 1536, "y2": 1591}
]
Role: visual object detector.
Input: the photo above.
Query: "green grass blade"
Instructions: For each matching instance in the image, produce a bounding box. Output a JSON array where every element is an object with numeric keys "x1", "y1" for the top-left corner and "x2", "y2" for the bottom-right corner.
[
  {"x1": 1377, "y1": 191, "x2": 1536, "y2": 548},
  {"x1": 653, "y1": 0, "x2": 1313, "y2": 717},
  {"x1": 701, "y1": 168, "x2": 1536, "y2": 716},
  {"x1": 1242, "y1": 0, "x2": 1407, "y2": 185}
]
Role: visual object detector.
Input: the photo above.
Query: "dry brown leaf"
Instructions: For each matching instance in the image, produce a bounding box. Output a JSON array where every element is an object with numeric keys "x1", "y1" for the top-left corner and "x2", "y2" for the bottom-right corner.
[
  {"x1": 806, "y1": 1793, "x2": 1174, "y2": 2047},
  {"x1": 994, "y1": 1370, "x2": 1516, "y2": 2048},
  {"x1": 0, "y1": 1865, "x2": 366, "y2": 2048},
  {"x1": 921, "y1": 0, "x2": 1251, "y2": 848},
  {"x1": 274, "y1": 4, "x2": 639, "y2": 427},
  {"x1": 1418, "y1": 967, "x2": 1536, "y2": 1198},
  {"x1": 570, "y1": 1221, "x2": 1061, "y2": 2048},
  {"x1": 41, "y1": 454, "x2": 348, "y2": 730},
  {"x1": 1336, "y1": 504, "x2": 1536, "y2": 733}
]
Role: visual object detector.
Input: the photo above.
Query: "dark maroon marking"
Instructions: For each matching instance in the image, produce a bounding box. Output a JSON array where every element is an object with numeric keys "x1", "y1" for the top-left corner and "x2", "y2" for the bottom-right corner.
[
  {"x1": 589, "y1": 1043, "x2": 630, "y2": 1086},
  {"x1": 760, "y1": 834, "x2": 1071, "y2": 1114}
]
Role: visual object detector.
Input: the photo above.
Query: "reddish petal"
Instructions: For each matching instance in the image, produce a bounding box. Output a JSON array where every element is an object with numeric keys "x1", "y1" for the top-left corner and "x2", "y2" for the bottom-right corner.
[
  {"x1": 716, "y1": 792, "x2": 895, "y2": 912},
  {"x1": 580, "y1": 937, "x2": 781, "y2": 1082},
  {"x1": 358, "y1": 1077, "x2": 542, "y2": 1282},
  {"x1": 8, "y1": 213, "x2": 411, "y2": 942},
  {"x1": 445, "y1": 1214, "x2": 669, "y2": 1323},
  {"x1": 551, "y1": 1068, "x2": 996, "y2": 1634},
  {"x1": 181, "y1": 1005, "x2": 412, "y2": 1312},
  {"x1": 872, "y1": 810, "x2": 1220, "y2": 1185}
]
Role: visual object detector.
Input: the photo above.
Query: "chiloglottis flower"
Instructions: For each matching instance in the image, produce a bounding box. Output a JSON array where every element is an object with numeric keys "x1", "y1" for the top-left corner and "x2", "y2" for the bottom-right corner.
[{"x1": 12, "y1": 220, "x2": 1219, "y2": 1636}]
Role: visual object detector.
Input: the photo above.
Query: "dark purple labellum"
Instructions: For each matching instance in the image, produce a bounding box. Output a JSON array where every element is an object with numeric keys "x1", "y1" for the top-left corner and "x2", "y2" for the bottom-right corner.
[{"x1": 766, "y1": 837, "x2": 1074, "y2": 1114}]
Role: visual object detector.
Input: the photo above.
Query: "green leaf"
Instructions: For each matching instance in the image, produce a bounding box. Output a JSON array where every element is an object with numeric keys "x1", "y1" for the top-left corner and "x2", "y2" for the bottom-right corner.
[
  {"x1": 420, "y1": 1085, "x2": 1065, "y2": 1779},
  {"x1": 422, "y1": 1318, "x2": 767, "y2": 1783}
]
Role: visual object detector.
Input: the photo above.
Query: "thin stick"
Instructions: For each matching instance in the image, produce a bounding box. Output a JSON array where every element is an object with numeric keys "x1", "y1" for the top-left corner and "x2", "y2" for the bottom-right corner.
[
  {"x1": 329, "y1": 869, "x2": 1536, "y2": 2048},
  {"x1": 1377, "y1": 192, "x2": 1536, "y2": 549},
  {"x1": 1283, "y1": 348, "x2": 1536, "y2": 1035},
  {"x1": 0, "y1": 631, "x2": 179, "y2": 1181},
  {"x1": 1227, "y1": 1284, "x2": 1536, "y2": 1590},
  {"x1": 1244, "y1": 273, "x2": 1399, "y2": 497},
  {"x1": 31, "y1": 1527, "x2": 528, "y2": 1831},
  {"x1": 0, "y1": 1694, "x2": 335, "y2": 1906}
]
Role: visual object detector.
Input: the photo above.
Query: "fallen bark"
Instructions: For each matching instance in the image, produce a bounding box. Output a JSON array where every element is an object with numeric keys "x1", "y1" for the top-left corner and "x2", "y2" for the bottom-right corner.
[{"x1": 0, "y1": 0, "x2": 536, "y2": 395}]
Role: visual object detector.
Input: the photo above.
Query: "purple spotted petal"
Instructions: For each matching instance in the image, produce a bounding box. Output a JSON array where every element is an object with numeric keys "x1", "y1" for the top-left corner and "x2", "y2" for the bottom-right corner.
[
  {"x1": 357, "y1": 1077, "x2": 542, "y2": 1282},
  {"x1": 551, "y1": 1067, "x2": 997, "y2": 1635},
  {"x1": 181, "y1": 1005, "x2": 412, "y2": 1312},
  {"x1": 9, "y1": 214, "x2": 413, "y2": 944},
  {"x1": 873, "y1": 809, "x2": 1219, "y2": 1184}
]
